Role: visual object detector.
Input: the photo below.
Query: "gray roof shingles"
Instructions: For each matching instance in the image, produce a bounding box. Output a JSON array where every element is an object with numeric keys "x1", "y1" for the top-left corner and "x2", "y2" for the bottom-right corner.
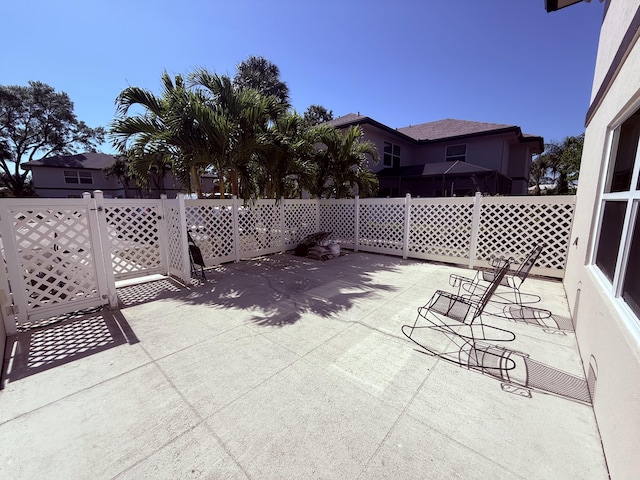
[
  {"x1": 397, "y1": 119, "x2": 515, "y2": 141},
  {"x1": 326, "y1": 114, "x2": 541, "y2": 147},
  {"x1": 22, "y1": 152, "x2": 119, "y2": 170}
]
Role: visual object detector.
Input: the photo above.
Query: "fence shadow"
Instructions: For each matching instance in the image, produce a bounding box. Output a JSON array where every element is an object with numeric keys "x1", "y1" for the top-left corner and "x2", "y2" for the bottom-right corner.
[{"x1": 1, "y1": 308, "x2": 138, "y2": 387}]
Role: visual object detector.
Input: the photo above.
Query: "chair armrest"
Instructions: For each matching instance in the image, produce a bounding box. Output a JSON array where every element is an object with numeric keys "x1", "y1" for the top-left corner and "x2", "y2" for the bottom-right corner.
[{"x1": 449, "y1": 273, "x2": 473, "y2": 288}]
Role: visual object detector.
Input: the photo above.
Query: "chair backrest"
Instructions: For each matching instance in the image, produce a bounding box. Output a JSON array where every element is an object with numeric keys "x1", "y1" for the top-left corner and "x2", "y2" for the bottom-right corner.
[
  {"x1": 473, "y1": 259, "x2": 511, "y2": 320},
  {"x1": 512, "y1": 244, "x2": 543, "y2": 283}
]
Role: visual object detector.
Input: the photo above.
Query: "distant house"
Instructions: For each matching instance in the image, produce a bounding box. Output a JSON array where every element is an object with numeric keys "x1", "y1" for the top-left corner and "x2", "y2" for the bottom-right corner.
[
  {"x1": 22, "y1": 152, "x2": 215, "y2": 199},
  {"x1": 326, "y1": 114, "x2": 544, "y2": 197}
]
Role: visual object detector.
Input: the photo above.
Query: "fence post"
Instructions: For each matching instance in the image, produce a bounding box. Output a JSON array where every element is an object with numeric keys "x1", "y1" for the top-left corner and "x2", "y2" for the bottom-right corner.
[
  {"x1": 174, "y1": 193, "x2": 191, "y2": 282},
  {"x1": 158, "y1": 194, "x2": 170, "y2": 276},
  {"x1": 232, "y1": 195, "x2": 241, "y2": 262},
  {"x1": 468, "y1": 192, "x2": 482, "y2": 269},
  {"x1": 280, "y1": 198, "x2": 286, "y2": 253},
  {"x1": 91, "y1": 190, "x2": 118, "y2": 309},
  {"x1": 0, "y1": 247, "x2": 17, "y2": 335},
  {"x1": 354, "y1": 196, "x2": 360, "y2": 252},
  {"x1": 403, "y1": 193, "x2": 411, "y2": 259},
  {"x1": 315, "y1": 199, "x2": 321, "y2": 232}
]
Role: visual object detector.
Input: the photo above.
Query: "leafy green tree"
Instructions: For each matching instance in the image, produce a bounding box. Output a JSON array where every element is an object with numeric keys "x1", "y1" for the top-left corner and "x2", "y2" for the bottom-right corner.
[
  {"x1": 0, "y1": 81, "x2": 105, "y2": 196},
  {"x1": 302, "y1": 104, "x2": 333, "y2": 127},
  {"x1": 233, "y1": 55, "x2": 290, "y2": 109}
]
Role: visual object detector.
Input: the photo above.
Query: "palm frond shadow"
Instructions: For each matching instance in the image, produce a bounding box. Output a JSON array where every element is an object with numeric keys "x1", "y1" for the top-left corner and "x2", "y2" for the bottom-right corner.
[{"x1": 117, "y1": 253, "x2": 402, "y2": 327}]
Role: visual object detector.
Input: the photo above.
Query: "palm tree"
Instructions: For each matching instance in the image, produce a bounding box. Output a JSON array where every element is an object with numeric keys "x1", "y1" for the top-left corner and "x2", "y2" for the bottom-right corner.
[
  {"x1": 102, "y1": 156, "x2": 134, "y2": 197},
  {"x1": 110, "y1": 73, "x2": 227, "y2": 198},
  {"x1": 233, "y1": 55, "x2": 290, "y2": 109},
  {"x1": 190, "y1": 68, "x2": 284, "y2": 200},
  {"x1": 311, "y1": 125, "x2": 379, "y2": 198},
  {"x1": 258, "y1": 111, "x2": 319, "y2": 199},
  {"x1": 529, "y1": 155, "x2": 550, "y2": 196}
]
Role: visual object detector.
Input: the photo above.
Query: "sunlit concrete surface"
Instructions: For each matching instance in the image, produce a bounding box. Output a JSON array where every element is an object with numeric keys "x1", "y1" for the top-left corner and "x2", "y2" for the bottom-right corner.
[{"x1": 0, "y1": 252, "x2": 609, "y2": 479}]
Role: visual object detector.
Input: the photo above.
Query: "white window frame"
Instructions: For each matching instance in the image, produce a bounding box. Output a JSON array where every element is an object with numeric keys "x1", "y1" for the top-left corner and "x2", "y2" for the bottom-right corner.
[
  {"x1": 64, "y1": 170, "x2": 93, "y2": 185},
  {"x1": 445, "y1": 144, "x2": 466, "y2": 162},
  {"x1": 590, "y1": 101, "x2": 640, "y2": 326}
]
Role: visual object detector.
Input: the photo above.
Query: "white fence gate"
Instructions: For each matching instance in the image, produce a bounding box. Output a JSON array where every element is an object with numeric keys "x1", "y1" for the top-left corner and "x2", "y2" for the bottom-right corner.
[
  {"x1": 0, "y1": 196, "x2": 116, "y2": 325},
  {"x1": 0, "y1": 192, "x2": 190, "y2": 327}
]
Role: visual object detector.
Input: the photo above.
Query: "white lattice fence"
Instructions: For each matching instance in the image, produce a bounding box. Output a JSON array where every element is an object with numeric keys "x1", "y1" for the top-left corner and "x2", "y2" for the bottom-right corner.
[
  {"x1": 237, "y1": 200, "x2": 282, "y2": 258},
  {"x1": 104, "y1": 200, "x2": 165, "y2": 280},
  {"x1": 358, "y1": 198, "x2": 406, "y2": 255},
  {"x1": 407, "y1": 197, "x2": 475, "y2": 262},
  {"x1": 164, "y1": 197, "x2": 189, "y2": 280},
  {"x1": 0, "y1": 198, "x2": 109, "y2": 324},
  {"x1": 475, "y1": 196, "x2": 576, "y2": 276},
  {"x1": 185, "y1": 200, "x2": 236, "y2": 265},
  {"x1": 284, "y1": 200, "x2": 318, "y2": 249},
  {"x1": 319, "y1": 200, "x2": 356, "y2": 248}
]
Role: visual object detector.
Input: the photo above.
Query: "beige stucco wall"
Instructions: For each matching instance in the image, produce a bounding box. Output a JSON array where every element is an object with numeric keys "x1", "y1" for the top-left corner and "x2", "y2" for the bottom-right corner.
[
  {"x1": 359, "y1": 122, "x2": 530, "y2": 182},
  {"x1": 359, "y1": 124, "x2": 417, "y2": 173},
  {"x1": 563, "y1": 2, "x2": 640, "y2": 478}
]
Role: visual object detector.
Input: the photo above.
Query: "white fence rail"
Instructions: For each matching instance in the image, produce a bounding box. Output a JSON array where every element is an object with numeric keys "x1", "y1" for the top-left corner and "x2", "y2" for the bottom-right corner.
[
  {"x1": 183, "y1": 193, "x2": 574, "y2": 278},
  {"x1": 0, "y1": 192, "x2": 574, "y2": 328}
]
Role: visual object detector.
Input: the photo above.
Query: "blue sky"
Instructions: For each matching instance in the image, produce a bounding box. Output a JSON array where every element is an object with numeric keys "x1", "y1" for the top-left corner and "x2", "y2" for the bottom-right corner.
[{"x1": 2, "y1": 0, "x2": 604, "y2": 153}]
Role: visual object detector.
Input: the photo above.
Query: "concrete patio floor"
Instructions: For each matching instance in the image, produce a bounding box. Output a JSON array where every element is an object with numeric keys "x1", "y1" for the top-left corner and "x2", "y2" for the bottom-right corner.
[{"x1": 0, "y1": 252, "x2": 609, "y2": 479}]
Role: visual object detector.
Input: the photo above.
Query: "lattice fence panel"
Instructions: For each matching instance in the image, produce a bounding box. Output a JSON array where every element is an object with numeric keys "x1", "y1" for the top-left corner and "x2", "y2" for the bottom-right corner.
[
  {"x1": 284, "y1": 200, "x2": 318, "y2": 248},
  {"x1": 237, "y1": 201, "x2": 282, "y2": 257},
  {"x1": 477, "y1": 198, "x2": 575, "y2": 272},
  {"x1": 319, "y1": 201, "x2": 355, "y2": 246},
  {"x1": 104, "y1": 203, "x2": 164, "y2": 279},
  {"x1": 358, "y1": 200, "x2": 405, "y2": 253},
  {"x1": 408, "y1": 199, "x2": 474, "y2": 260},
  {"x1": 165, "y1": 203, "x2": 185, "y2": 275},
  {"x1": 185, "y1": 201, "x2": 235, "y2": 265},
  {"x1": 7, "y1": 206, "x2": 101, "y2": 315}
]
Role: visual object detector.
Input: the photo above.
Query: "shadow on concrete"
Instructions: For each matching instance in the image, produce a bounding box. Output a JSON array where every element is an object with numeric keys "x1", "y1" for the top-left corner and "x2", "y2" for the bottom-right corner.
[
  {"x1": 116, "y1": 252, "x2": 406, "y2": 328},
  {"x1": 1, "y1": 308, "x2": 138, "y2": 387},
  {"x1": 412, "y1": 338, "x2": 592, "y2": 405}
]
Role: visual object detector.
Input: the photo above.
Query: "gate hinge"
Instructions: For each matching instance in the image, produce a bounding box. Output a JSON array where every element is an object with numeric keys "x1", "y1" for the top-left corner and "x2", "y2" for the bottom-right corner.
[{"x1": 5, "y1": 304, "x2": 19, "y2": 315}]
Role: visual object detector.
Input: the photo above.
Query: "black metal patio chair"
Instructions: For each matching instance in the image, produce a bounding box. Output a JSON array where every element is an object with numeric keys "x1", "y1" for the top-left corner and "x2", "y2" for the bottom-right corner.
[
  {"x1": 187, "y1": 230, "x2": 206, "y2": 281},
  {"x1": 449, "y1": 243, "x2": 552, "y2": 321},
  {"x1": 401, "y1": 259, "x2": 516, "y2": 370}
]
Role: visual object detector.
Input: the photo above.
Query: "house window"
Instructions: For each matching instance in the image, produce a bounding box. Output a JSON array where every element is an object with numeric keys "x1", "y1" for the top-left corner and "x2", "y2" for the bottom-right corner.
[
  {"x1": 593, "y1": 106, "x2": 640, "y2": 319},
  {"x1": 64, "y1": 170, "x2": 93, "y2": 185},
  {"x1": 383, "y1": 142, "x2": 401, "y2": 167},
  {"x1": 446, "y1": 144, "x2": 466, "y2": 162}
]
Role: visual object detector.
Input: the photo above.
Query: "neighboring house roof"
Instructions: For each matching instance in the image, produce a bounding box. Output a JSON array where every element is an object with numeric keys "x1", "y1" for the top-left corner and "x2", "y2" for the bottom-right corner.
[
  {"x1": 397, "y1": 119, "x2": 515, "y2": 141},
  {"x1": 545, "y1": 0, "x2": 584, "y2": 12},
  {"x1": 22, "y1": 152, "x2": 120, "y2": 171},
  {"x1": 324, "y1": 113, "x2": 417, "y2": 143},
  {"x1": 326, "y1": 113, "x2": 544, "y2": 152}
]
